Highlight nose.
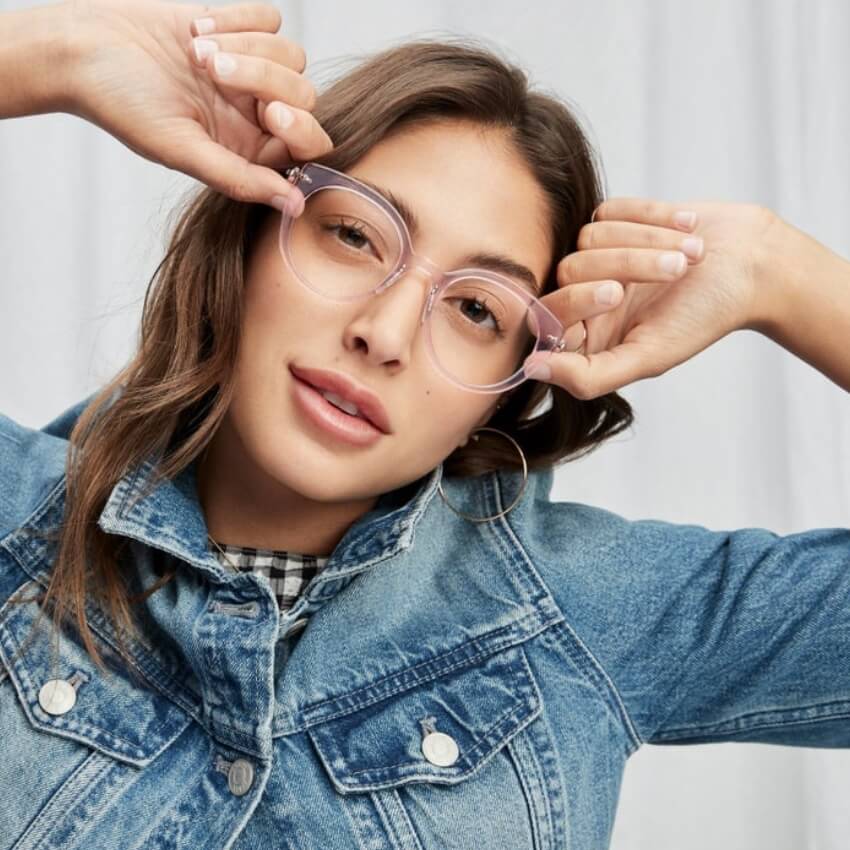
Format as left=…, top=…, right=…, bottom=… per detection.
left=341, top=263, right=437, bottom=370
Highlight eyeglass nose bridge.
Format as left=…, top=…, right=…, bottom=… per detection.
left=374, top=252, right=448, bottom=316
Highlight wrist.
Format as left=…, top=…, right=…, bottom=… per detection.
left=745, top=211, right=843, bottom=339
left=0, top=1, right=82, bottom=116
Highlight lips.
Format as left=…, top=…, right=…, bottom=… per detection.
left=289, top=365, right=393, bottom=434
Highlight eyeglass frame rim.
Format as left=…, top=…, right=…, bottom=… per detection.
left=279, top=161, right=568, bottom=395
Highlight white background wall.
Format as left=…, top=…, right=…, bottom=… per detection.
left=1, top=1, right=848, bottom=847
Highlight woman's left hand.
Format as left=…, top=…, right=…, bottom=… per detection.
left=527, top=199, right=780, bottom=399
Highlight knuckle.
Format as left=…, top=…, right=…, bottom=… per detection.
left=618, top=248, right=639, bottom=277
left=576, top=223, right=595, bottom=251
left=293, top=42, right=307, bottom=73
left=648, top=227, right=670, bottom=249
left=556, top=257, right=576, bottom=285
left=570, top=374, right=596, bottom=401
left=300, top=78, right=317, bottom=111
left=251, top=2, right=282, bottom=31
left=228, top=166, right=253, bottom=202
left=751, top=203, right=776, bottom=227
left=641, top=199, right=663, bottom=223
left=260, top=58, right=277, bottom=90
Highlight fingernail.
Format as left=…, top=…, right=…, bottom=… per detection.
left=285, top=188, right=305, bottom=217
left=595, top=282, right=621, bottom=305
left=270, top=191, right=305, bottom=216
left=193, top=37, right=218, bottom=63
left=213, top=52, right=237, bottom=77
left=193, top=17, right=216, bottom=35
left=673, top=210, right=697, bottom=230
left=659, top=252, right=687, bottom=274
left=271, top=102, right=294, bottom=129
left=680, top=236, right=704, bottom=260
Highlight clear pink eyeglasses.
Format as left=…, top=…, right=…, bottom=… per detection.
left=279, top=161, right=570, bottom=395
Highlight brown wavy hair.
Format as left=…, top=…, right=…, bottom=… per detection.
left=10, top=36, right=634, bottom=675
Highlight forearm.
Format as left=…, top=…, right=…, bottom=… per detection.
left=0, top=2, right=77, bottom=118
left=751, top=216, right=850, bottom=393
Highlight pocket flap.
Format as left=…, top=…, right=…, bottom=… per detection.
left=0, top=582, right=192, bottom=768
left=306, top=644, right=541, bottom=793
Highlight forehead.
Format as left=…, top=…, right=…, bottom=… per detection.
left=345, top=121, right=553, bottom=290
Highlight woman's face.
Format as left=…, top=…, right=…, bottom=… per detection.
left=219, top=120, right=552, bottom=513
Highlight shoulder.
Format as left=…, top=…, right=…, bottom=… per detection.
left=0, top=393, right=98, bottom=541
left=509, top=462, right=745, bottom=567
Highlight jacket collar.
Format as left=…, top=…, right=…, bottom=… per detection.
left=94, top=452, right=444, bottom=588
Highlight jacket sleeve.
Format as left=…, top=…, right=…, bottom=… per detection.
left=515, top=468, right=850, bottom=750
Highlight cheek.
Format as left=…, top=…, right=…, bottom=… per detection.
left=421, top=385, right=493, bottom=442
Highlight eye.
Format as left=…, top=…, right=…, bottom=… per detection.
left=323, top=219, right=380, bottom=257
left=447, top=296, right=505, bottom=335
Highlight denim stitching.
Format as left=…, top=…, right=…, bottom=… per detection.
left=492, top=470, right=644, bottom=754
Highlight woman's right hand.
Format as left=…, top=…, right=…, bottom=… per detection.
left=64, top=0, right=332, bottom=211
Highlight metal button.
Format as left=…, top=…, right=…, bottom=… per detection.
left=38, top=679, right=77, bottom=715
left=227, top=758, right=255, bottom=796
left=421, top=731, right=459, bottom=766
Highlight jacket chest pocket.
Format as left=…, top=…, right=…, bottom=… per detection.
left=305, top=642, right=565, bottom=850
left=0, top=580, right=193, bottom=846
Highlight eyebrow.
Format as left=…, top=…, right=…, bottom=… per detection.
left=354, top=177, right=542, bottom=295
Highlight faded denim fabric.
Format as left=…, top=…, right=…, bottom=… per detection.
left=1, top=393, right=848, bottom=850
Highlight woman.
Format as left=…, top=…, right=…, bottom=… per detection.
left=1, top=1, right=847, bottom=848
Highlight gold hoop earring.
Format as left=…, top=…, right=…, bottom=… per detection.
left=438, top=426, right=528, bottom=523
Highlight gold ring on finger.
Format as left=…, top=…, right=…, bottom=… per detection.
left=569, top=320, right=588, bottom=353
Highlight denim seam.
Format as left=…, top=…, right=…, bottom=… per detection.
left=0, top=429, right=21, bottom=446
left=11, top=747, right=117, bottom=848
left=506, top=727, right=551, bottom=850
left=0, top=467, right=67, bottom=554
left=300, top=617, right=542, bottom=725
left=373, top=788, right=425, bottom=850
left=651, top=699, right=850, bottom=741
left=492, top=471, right=644, bottom=755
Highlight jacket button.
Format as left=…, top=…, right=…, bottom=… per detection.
left=227, top=759, right=255, bottom=796
left=38, top=679, right=77, bottom=715
left=421, top=731, right=459, bottom=766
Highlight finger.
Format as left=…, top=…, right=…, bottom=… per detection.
left=592, top=198, right=699, bottom=232
left=577, top=220, right=705, bottom=263
left=191, top=3, right=282, bottom=38
left=539, top=279, right=624, bottom=325
left=557, top=247, right=689, bottom=287
left=206, top=51, right=316, bottom=111
left=168, top=127, right=306, bottom=212
left=253, top=101, right=333, bottom=165
left=529, top=341, right=672, bottom=400
left=190, top=31, right=306, bottom=73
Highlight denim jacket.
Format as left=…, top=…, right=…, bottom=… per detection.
left=1, top=393, right=849, bottom=850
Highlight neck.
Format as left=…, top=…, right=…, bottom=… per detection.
left=196, top=421, right=378, bottom=558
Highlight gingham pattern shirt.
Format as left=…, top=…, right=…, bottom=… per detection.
left=208, top=540, right=330, bottom=613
